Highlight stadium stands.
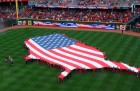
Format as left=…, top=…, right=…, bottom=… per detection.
left=28, top=0, right=135, bottom=7
left=0, top=0, right=140, bottom=23
left=0, top=2, right=27, bottom=22
left=0, top=5, right=16, bottom=23
left=20, top=8, right=134, bottom=23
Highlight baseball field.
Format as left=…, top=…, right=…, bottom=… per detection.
left=0, top=28, right=140, bottom=91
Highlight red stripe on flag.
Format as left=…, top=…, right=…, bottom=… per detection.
left=112, top=61, right=128, bottom=70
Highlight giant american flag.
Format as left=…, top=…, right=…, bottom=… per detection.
left=24, top=33, right=140, bottom=79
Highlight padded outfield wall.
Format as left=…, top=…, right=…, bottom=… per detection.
left=17, top=18, right=129, bottom=31
left=0, top=19, right=16, bottom=30
left=0, top=18, right=131, bottom=31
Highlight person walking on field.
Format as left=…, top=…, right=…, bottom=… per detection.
left=5, top=56, right=9, bottom=63
left=9, top=56, right=14, bottom=65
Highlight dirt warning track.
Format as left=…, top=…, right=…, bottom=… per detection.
left=0, top=25, right=140, bottom=37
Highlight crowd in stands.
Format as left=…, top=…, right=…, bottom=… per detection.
left=1, top=1, right=140, bottom=23
left=0, top=3, right=27, bottom=23
left=21, top=8, right=138, bottom=23
left=28, top=0, right=134, bottom=7
left=0, top=6, right=15, bottom=23
left=135, top=0, right=140, bottom=5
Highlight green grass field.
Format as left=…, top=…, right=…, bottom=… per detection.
left=0, top=28, right=140, bottom=91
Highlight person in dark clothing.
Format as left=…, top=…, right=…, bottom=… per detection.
left=122, top=30, right=124, bottom=34
left=5, top=57, right=9, bottom=63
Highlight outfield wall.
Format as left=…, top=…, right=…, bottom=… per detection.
left=0, top=19, right=16, bottom=30
left=135, top=27, right=140, bottom=32
left=17, top=18, right=130, bottom=30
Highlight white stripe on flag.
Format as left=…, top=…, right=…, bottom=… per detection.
left=130, top=67, right=139, bottom=73
left=122, top=63, right=138, bottom=73
left=61, top=71, right=69, bottom=76
left=71, top=44, right=103, bottom=55
left=105, top=61, right=119, bottom=68
left=28, top=54, right=37, bottom=59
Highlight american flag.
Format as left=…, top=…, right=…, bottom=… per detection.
left=25, top=33, right=140, bottom=79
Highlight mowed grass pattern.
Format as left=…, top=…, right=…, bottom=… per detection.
left=0, top=28, right=140, bottom=91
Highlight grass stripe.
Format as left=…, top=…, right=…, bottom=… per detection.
left=0, top=28, right=140, bottom=91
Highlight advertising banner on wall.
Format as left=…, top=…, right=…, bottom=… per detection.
left=27, top=20, right=32, bottom=25
left=76, top=23, right=115, bottom=29
left=18, top=21, right=22, bottom=25
left=120, top=25, right=126, bottom=30
left=115, top=25, right=120, bottom=30
left=22, top=20, right=27, bottom=25
left=34, top=21, right=78, bottom=27
left=33, top=21, right=115, bottom=29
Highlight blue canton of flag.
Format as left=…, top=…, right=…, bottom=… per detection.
left=31, top=34, right=76, bottom=50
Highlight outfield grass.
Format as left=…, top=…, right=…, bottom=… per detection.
left=0, top=28, right=140, bottom=91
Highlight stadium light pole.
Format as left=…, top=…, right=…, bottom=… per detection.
left=15, top=0, right=19, bottom=19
